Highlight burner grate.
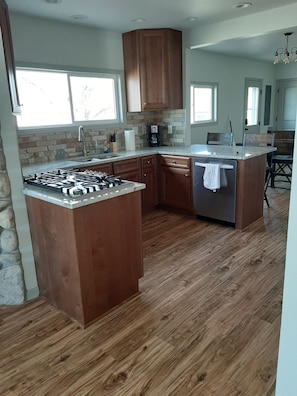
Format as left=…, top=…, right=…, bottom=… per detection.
left=23, top=169, right=124, bottom=197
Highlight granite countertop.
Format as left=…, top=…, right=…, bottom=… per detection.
left=23, top=181, right=146, bottom=209
left=22, top=144, right=276, bottom=176
left=22, top=144, right=275, bottom=209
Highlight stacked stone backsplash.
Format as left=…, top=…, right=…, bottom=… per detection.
left=18, top=109, right=186, bottom=166
left=0, top=135, right=25, bottom=305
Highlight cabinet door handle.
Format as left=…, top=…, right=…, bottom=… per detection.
left=184, top=173, right=189, bottom=177
left=143, top=173, right=147, bottom=177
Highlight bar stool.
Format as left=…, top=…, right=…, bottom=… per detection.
left=243, top=132, right=275, bottom=207
left=206, top=132, right=233, bottom=146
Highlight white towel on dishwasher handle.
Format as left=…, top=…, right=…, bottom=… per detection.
left=203, top=163, right=221, bottom=191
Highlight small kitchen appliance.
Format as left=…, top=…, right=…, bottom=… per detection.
left=147, top=125, right=161, bottom=147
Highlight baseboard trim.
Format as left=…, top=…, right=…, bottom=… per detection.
left=26, top=286, right=39, bottom=301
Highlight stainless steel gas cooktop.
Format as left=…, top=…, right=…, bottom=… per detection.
left=23, top=169, right=125, bottom=197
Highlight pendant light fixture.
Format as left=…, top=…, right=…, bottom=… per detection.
left=274, top=32, right=297, bottom=64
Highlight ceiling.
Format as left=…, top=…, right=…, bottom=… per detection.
left=5, top=0, right=297, bottom=63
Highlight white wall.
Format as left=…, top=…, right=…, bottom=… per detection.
left=275, top=115, right=297, bottom=395
left=189, top=50, right=276, bottom=145
left=10, top=13, right=123, bottom=70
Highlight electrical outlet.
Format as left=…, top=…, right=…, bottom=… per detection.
left=168, top=125, right=173, bottom=134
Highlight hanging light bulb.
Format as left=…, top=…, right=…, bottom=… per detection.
left=274, top=51, right=279, bottom=64
left=284, top=50, right=290, bottom=64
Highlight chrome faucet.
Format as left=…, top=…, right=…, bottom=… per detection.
left=78, top=125, right=88, bottom=157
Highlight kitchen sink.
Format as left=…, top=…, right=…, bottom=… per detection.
left=68, top=153, right=122, bottom=162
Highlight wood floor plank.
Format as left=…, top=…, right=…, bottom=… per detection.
left=0, top=183, right=289, bottom=395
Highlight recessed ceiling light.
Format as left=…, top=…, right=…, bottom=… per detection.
left=185, top=17, right=198, bottom=22
left=44, top=0, right=61, bottom=4
left=71, top=15, right=88, bottom=21
left=131, top=18, right=146, bottom=23
left=233, top=2, right=253, bottom=9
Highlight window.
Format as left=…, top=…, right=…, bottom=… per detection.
left=246, top=86, right=260, bottom=126
left=190, top=83, right=218, bottom=125
left=15, top=67, right=123, bottom=129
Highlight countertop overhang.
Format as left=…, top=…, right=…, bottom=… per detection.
left=23, top=181, right=145, bottom=209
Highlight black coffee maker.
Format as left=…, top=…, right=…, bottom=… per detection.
left=147, top=125, right=161, bottom=147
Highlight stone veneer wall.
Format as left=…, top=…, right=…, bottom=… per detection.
left=18, top=109, right=186, bottom=165
left=0, top=134, right=25, bottom=305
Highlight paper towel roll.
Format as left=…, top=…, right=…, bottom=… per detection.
left=124, top=130, right=135, bottom=151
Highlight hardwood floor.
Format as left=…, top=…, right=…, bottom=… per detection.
left=0, top=185, right=290, bottom=395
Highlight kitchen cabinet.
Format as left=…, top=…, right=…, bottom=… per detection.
left=80, top=156, right=158, bottom=213
left=141, top=155, right=158, bottom=213
left=78, top=162, right=113, bottom=175
left=122, top=28, right=182, bottom=112
left=0, top=0, right=21, bottom=114
left=25, top=189, right=143, bottom=327
left=158, top=155, right=193, bottom=213
left=113, top=157, right=141, bottom=182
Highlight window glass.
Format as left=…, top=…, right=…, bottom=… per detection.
left=191, top=83, right=217, bottom=125
left=16, top=67, right=123, bottom=129
left=246, top=86, right=259, bottom=126
left=16, top=69, right=71, bottom=127
left=70, top=76, right=117, bottom=121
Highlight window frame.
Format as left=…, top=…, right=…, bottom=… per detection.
left=190, top=82, right=218, bottom=126
left=15, top=63, right=126, bottom=133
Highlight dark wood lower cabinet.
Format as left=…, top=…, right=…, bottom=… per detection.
left=113, top=156, right=158, bottom=213
left=25, top=191, right=143, bottom=327
left=141, top=155, right=158, bottom=213
left=79, top=162, right=113, bottom=174
left=158, top=155, right=193, bottom=213
left=113, top=158, right=141, bottom=182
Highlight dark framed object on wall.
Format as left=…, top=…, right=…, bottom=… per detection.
left=264, top=85, right=271, bottom=126
left=0, top=0, right=21, bottom=114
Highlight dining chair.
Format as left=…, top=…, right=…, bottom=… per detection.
left=243, top=132, right=275, bottom=207
left=269, top=131, right=294, bottom=188
left=206, top=132, right=233, bottom=146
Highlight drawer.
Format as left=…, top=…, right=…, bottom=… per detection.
left=141, top=155, right=156, bottom=169
left=113, top=158, right=140, bottom=175
left=159, top=155, right=191, bottom=169
left=80, top=163, right=113, bottom=174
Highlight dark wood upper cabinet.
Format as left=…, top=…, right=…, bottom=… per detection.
left=0, top=0, right=21, bottom=114
left=122, top=28, right=182, bottom=112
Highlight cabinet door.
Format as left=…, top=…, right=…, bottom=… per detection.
left=122, top=28, right=182, bottom=112
left=113, top=158, right=141, bottom=182
left=141, top=156, right=158, bottom=212
left=139, top=29, right=169, bottom=111
left=159, top=165, right=192, bottom=212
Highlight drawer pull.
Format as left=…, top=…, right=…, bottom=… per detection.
left=143, top=173, right=147, bottom=177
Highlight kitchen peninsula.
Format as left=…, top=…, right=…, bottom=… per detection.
left=23, top=172, right=145, bottom=327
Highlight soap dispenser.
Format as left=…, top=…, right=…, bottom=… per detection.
left=103, top=141, right=109, bottom=153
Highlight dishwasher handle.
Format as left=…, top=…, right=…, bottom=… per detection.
left=194, top=162, right=234, bottom=170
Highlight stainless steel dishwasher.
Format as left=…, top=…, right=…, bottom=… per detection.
left=192, top=157, right=237, bottom=224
